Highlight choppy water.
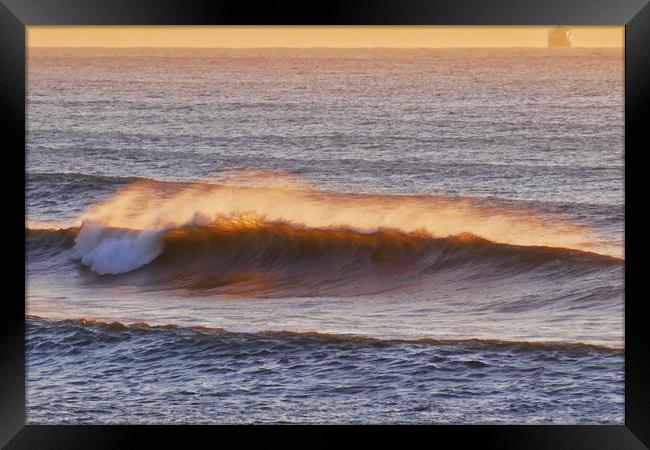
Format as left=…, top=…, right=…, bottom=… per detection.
left=26, top=47, right=624, bottom=424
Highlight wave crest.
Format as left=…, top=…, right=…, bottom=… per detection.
left=73, top=171, right=621, bottom=258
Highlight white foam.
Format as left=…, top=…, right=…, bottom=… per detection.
left=73, top=222, right=163, bottom=275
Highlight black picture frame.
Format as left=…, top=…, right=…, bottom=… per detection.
left=2, top=0, right=648, bottom=447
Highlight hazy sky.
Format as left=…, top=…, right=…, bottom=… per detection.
left=27, top=26, right=623, bottom=48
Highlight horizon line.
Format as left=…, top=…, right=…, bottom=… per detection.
left=28, top=45, right=623, bottom=49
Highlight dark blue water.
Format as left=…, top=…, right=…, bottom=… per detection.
left=27, top=316, right=623, bottom=424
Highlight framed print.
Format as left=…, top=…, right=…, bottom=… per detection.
left=1, top=0, right=649, bottom=447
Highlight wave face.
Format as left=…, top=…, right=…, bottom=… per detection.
left=28, top=220, right=621, bottom=297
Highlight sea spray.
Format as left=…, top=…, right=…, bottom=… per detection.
left=73, top=171, right=621, bottom=259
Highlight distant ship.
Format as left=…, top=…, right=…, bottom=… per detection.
left=548, top=26, right=572, bottom=48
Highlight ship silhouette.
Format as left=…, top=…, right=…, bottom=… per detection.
left=548, top=26, right=572, bottom=48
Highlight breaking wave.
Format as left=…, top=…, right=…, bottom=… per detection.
left=27, top=220, right=621, bottom=296
left=26, top=171, right=622, bottom=295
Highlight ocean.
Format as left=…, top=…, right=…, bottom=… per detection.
left=26, top=47, right=624, bottom=424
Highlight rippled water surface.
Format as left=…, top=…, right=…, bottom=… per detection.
left=26, top=47, right=624, bottom=424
